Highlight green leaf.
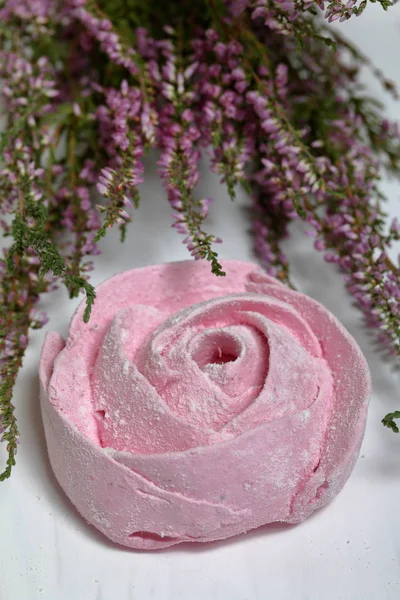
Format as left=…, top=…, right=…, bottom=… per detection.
left=382, top=411, right=400, bottom=433
left=292, top=198, right=307, bottom=220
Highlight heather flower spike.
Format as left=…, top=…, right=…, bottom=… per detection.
left=0, top=0, right=399, bottom=479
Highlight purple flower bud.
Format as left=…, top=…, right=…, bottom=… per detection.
left=96, top=183, right=108, bottom=196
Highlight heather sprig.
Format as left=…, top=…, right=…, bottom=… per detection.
left=0, top=256, right=43, bottom=481
left=95, top=80, right=147, bottom=240
left=193, top=29, right=256, bottom=200
left=147, top=28, right=225, bottom=274
left=71, top=0, right=140, bottom=76
left=227, top=0, right=393, bottom=23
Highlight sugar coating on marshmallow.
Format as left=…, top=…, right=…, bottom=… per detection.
left=40, top=260, right=371, bottom=550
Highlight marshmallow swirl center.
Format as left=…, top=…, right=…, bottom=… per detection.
left=92, top=294, right=332, bottom=454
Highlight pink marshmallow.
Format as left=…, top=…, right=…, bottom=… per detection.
left=40, top=260, right=371, bottom=550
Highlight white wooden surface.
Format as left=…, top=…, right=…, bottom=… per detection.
left=1, top=6, right=400, bottom=599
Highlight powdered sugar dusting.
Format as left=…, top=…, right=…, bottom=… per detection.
left=40, top=260, right=371, bottom=550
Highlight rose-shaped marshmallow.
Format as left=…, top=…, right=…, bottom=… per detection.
left=40, top=260, right=371, bottom=550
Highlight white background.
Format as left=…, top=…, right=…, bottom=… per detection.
left=1, top=5, right=400, bottom=600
